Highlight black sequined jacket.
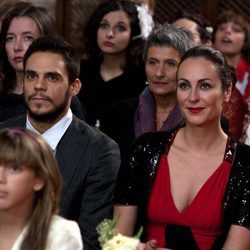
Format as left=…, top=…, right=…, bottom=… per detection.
left=114, top=128, right=250, bottom=239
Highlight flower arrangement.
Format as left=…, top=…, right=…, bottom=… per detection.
left=96, top=216, right=143, bottom=250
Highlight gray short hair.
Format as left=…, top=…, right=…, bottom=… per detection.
left=143, top=23, right=195, bottom=60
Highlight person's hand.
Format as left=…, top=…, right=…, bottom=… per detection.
left=137, top=239, right=157, bottom=249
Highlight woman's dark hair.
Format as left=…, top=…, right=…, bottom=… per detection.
left=178, top=46, right=237, bottom=91
left=213, top=10, right=250, bottom=62
left=172, top=10, right=212, bottom=44
left=0, top=2, right=56, bottom=92
left=82, top=0, right=144, bottom=69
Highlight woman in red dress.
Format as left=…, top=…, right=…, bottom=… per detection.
left=114, top=46, right=250, bottom=249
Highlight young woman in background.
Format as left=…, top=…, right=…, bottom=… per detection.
left=0, top=2, right=85, bottom=122
left=78, top=0, right=154, bottom=128
left=213, top=10, right=250, bottom=138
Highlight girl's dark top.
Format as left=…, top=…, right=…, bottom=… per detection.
left=0, top=91, right=86, bottom=122
left=114, top=128, right=250, bottom=248
left=77, top=59, right=147, bottom=127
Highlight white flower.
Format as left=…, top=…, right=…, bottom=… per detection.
left=206, top=26, right=213, bottom=34
left=102, top=233, right=140, bottom=250
left=136, top=4, right=154, bottom=40
left=97, top=216, right=142, bottom=250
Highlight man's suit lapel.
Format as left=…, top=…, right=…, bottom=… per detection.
left=55, top=117, right=88, bottom=191
left=1, top=115, right=88, bottom=193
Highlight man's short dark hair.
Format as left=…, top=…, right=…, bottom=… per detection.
left=24, top=35, right=80, bottom=84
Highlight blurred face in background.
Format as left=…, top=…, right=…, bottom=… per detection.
left=146, top=45, right=180, bottom=98
left=97, top=10, right=131, bottom=56
left=5, top=16, right=41, bottom=72
left=174, top=18, right=202, bottom=45
left=213, top=21, right=245, bottom=57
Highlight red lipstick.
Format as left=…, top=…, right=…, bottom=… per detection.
left=103, top=41, right=114, bottom=47
left=188, top=107, right=204, bottom=114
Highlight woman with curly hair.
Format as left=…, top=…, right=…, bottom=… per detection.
left=78, top=0, right=154, bottom=128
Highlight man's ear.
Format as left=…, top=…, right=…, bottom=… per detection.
left=224, top=82, right=233, bottom=102
left=69, top=78, right=82, bottom=96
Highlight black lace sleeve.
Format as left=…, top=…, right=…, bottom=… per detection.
left=114, top=132, right=157, bottom=205
left=114, top=130, right=174, bottom=206
left=224, top=142, right=250, bottom=227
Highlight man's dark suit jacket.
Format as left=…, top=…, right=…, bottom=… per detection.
left=0, top=114, right=120, bottom=250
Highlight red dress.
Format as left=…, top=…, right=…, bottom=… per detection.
left=145, top=147, right=231, bottom=249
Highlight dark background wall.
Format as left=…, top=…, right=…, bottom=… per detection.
left=154, top=0, right=250, bottom=26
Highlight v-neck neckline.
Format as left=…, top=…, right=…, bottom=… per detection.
left=164, top=131, right=233, bottom=215
left=165, top=156, right=226, bottom=215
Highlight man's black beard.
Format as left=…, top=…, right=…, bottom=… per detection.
left=26, top=96, right=69, bottom=123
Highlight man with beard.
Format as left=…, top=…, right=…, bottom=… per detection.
left=0, top=35, right=121, bottom=250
